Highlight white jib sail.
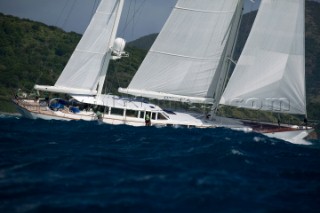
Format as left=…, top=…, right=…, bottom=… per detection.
left=220, top=0, right=306, bottom=115
left=119, top=0, right=240, bottom=104
left=35, top=0, right=121, bottom=95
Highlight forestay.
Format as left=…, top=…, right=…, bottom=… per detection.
left=220, top=0, right=306, bottom=115
left=119, top=0, right=240, bottom=104
left=35, top=0, right=120, bottom=95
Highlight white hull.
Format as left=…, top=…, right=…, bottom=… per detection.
left=264, top=129, right=313, bottom=145
left=13, top=97, right=314, bottom=144
left=16, top=104, right=72, bottom=121
left=11, top=0, right=313, bottom=146
left=13, top=98, right=210, bottom=127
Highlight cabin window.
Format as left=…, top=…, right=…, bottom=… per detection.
left=93, top=106, right=105, bottom=112
left=139, top=111, right=145, bottom=119
left=151, top=113, right=156, bottom=120
left=98, top=106, right=109, bottom=114
left=126, top=109, right=138, bottom=118
left=92, top=106, right=109, bottom=115
left=157, top=113, right=168, bottom=120
left=104, top=107, right=110, bottom=115
left=110, top=108, right=124, bottom=116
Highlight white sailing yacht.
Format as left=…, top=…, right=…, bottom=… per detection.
left=14, top=0, right=313, bottom=143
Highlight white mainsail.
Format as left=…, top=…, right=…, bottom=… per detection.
left=220, top=0, right=306, bottom=115
left=119, top=0, right=241, bottom=104
left=35, top=0, right=123, bottom=95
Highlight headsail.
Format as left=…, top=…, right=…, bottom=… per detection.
left=119, top=0, right=241, bottom=104
left=35, top=0, right=123, bottom=95
left=220, top=0, right=306, bottom=115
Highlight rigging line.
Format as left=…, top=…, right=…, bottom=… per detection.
left=132, top=0, right=136, bottom=37
left=119, top=0, right=147, bottom=37
left=90, top=0, right=100, bottom=19
left=61, top=0, right=77, bottom=30
left=131, top=0, right=145, bottom=37
left=55, top=0, right=69, bottom=27
left=122, top=0, right=133, bottom=38
left=114, top=61, right=122, bottom=92
left=149, top=50, right=213, bottom=60
left=176, top=6, right=235, bottom=14
left=56, top=1, right=69, bottom=26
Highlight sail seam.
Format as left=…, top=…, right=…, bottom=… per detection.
left=96, top=12, right=112, bottom=15
left=150, top=50, right=212, bottom=60
left=75, top=49, right=106, bottom=55
left=175, top=6, right=234, bottom=14
left=118, top=88, right=214, bottom=104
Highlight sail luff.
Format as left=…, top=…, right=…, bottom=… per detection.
left=96, top=0, right=125, bottom=96
left=210, top=0, right=244, bottom=110
left=303, top=0, right=307, bottom=117
left=220, top=0, right=306, bottom=115
left=218, top=0, right=244, bottom=104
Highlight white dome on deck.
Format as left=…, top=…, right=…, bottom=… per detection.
left=113, top=38, right=126, bottom=56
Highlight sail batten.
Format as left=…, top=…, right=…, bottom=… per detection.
left=75, top=50, right=106, bottom=55
left=149, top=50, right=214, bottom=60
left=120, top=0, right=240, bottom=102
left=175, top=6, right=235, bottom=13
left=220, top=0, right=306, bottom=115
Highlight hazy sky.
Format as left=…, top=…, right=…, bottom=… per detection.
left=0, top=0, right=317, bottom=41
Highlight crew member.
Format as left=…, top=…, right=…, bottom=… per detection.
left=96, top=111, right=102, bottom=120
left=304, top=117, right=308, bottom=129
left=145, top=113, right=151, bottom=126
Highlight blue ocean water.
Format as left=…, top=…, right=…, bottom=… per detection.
left=0, top=114, right=319, bottom=213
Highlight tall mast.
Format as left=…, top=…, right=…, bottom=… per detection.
left=96, top=0, right=125, bottom=96
left=211, top=0, right=244, bottom=112
left=303, top=0, right=306, bottom=118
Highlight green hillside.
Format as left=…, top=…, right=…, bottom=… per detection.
left=0, top=13, right=147, bottom=112
left=305, top=1, right=320, bottom=125
left=0, top=14, right=78, bottom=111
left=128, top=33, right=158, bottom=50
